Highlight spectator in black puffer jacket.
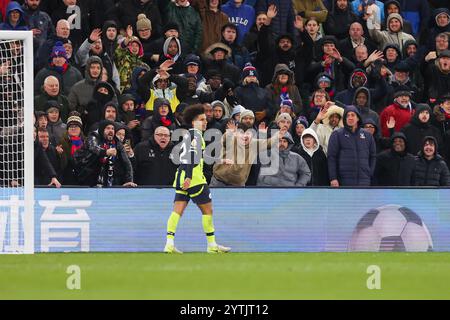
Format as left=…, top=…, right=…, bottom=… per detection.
left=374, top=132, right=415, bottom=186
left=133, top=126, right=177, bottom=186
left=413, top=136, right=450, bottom=186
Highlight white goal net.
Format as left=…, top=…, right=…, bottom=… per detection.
left=0, top=31, right=34, bottom=254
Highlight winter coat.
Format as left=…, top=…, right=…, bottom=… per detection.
left=309, top=104, right=344, bottom=154
left=427, top=8, right=450, bottom=50
left=79, top=125, right=133, bottom=186
left=222, top=39, right=250, bottom=70
left=338, top=36, right=377, bottom=63
left=265, top=64, right=303, bottom=115
left=58, top=132, right=86, bottom=185
left=221, top=0, right=255, bottom=44
left=34, top=63, right=83, bottom=96
left=213, top=131, right=277, bottom=186
left=323, top=0, right=359, bottom=40
left=257, top=132, right=311, bottom=186
left=202, top=43, right=241, bottom=84
left=22, top=3, right=55, bottom=53
left=192, top=0, right=229, bottom=52
left=308, top=54, right=355, bottom=93
left=293, top=0, right=328, bottom=23
left=293, top=128, right=329, bottom=186
left=34, top=141, right=57, bottom=185
left=380, top=101, right=415, bottom=137
left=351, top=87, right=380, bottom=130
left=0, top=1, right=28, bottom=30
left=374, top=132, right=415, bottom=186
left=234, top=82, right=274, bottom=119
left=115, top=39, right=150, bottom=92
left=68, top=56, right=105, bottom=114
left=327, top=106, right=377, bottom=186
left=160, top=0, right=202, bottom=53
left=425, top=58, right=450, bottom=102
left=34, top=90, right=70, bottom=123
left=256, top=24, right=306, bottom=87
left=141, top=98, right=178, bottom=141
left=133, top=138, right=177, bottom=186
left=47, top=119, right=67, bottom=147
left=84, top=82, right=116, bottom=132
left=35, top=34, right=69, bottom=71
left=367, top=13, right=415, bottom=52
left=414, top=153, right=450, bottom=186
left=401, top=104, right=443, bottom=156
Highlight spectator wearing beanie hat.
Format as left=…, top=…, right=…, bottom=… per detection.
left=275, top=112, right=293, bottom=134
left=239, top=109, right=255, bottom=129
left=235, top=63, right=274, bottom=123
left=135, top=13, right=160, bottom=67
left=58, top=111, right=85, bottom=185
left=292, top=115, right=309, bottom=145
left=34, top=41, right=83, bottom=96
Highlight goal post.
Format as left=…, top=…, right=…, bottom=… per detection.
left=0, top=31, right=34, bottom=254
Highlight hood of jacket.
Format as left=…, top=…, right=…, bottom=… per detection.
left=353, top=86, right=372, bottom=110
left=384, top=1, right=403, bottom=18
left=383, top=43, right=402, bottom=63
left=204, top=42, right=232, bottom=59
left=349, top=68, right=368, bottom=89
left=390, top=131, right=408, bottom=155
left=101, top=101, right=119, bottom=121
left=343, top=105, right=362, bottom=129
left=402, top=39, right=418, bottom=58
left=300, top=127, right=320, bottom=156
left=163, top=36, right=181, bottom=62
left=418, top=136, right=439, bottom=158
left=85, top=56, right=103, bottom=82
left=411, top=103, right=432, bottom=128
left=272, top=63, right=294, bottom=83
left=93, top=81, right=115, bottom=103
left=153, top=97, right=175, bottom=123
left=387, top=13, right=404, bottom=33
left=6, top=1, right=25, bottom=23
left=430, top=8, right=450, bottom=30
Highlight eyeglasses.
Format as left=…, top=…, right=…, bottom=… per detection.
left=155, top=133, right=170, bottom=138
left=364, top=125, right=376, bottom=129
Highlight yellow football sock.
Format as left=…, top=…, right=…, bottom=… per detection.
left=167, top=211, right=181, bottom=241
left=202, top=214, right=216, bottom=246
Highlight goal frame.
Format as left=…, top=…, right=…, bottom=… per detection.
left=0, top=31, right=34, bottom=254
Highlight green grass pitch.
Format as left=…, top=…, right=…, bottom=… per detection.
left=1, top=252, right=449, bottom=299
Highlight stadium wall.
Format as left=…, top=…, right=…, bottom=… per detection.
left=2, top=188, right=450, bottom=252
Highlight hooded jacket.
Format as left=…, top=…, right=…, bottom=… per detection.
left=257, top=132, right=311, bottom=186
left=133, top=134, right=177, bottom=186
left=374, top=132, right=415, bottom=186
left=85, top=82, right=116, bottom=132
left=0, top=1, right=28, bottom=30
left=428, top=8, right=450, bottom=50
left=68, top=56, right=105, bottom=114
left=202, top=42, right=241, bottom=85
left=352, top=87, right=380, bottom=130
left=368, top=12, right=415, bottom=51
left=425, top=54, right=450, bottom=101
left=413, top=136, right=450, bottom=186
left=141, top=97, right=177, bottom=141
left=293, top=128, right=329, bottom=186
left=327, top=105, right=377, bottom=186
left=265, top=64, right=303, bottom=115
left=80, top=120, right=134, bottom=186
left=310, top=104, right=344, bottom=154
left=401, top=104, right=443, bottom=156
left=101, top=20, right=118, bottom=60
left=381, top=1, right=413, bottom=35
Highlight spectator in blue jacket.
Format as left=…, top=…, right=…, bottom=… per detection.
left=327, top=105, right=376, bottom=186
left=221, top=0, right=256, bottom=44
left=0, top=1, right=28, bottom=30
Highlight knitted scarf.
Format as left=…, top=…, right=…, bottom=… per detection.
left=50, top=62, right=69, bottom=74
left=70, top=136, right=83, bottom=156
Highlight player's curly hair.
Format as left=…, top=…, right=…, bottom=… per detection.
left=183, top=104, right=205, bottom=127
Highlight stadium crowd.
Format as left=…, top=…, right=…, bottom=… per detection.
left=0, top=0, right=449, bottom=187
